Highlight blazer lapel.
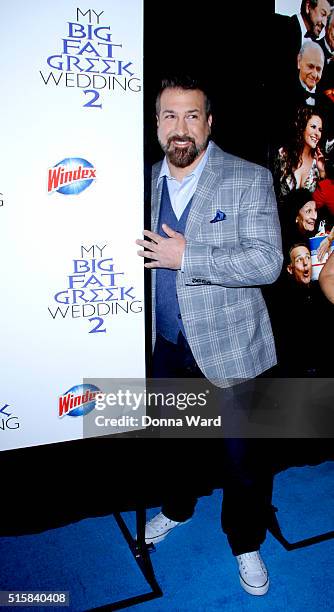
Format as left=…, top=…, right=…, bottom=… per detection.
left=185, top=148, right=225, bottom=238
left=151, top=166, right=163, bottom=232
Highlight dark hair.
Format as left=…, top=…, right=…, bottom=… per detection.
left=282, top=239, right=309, bottom=268
left=301, top=0, right=334, bottom=18
left=283, top=188, right=315, bottom=217
left=301, top=0, right=317, bottom=16
left=280, top=106, right=323, bottom=180
left=289, top=242, right=311, bottom=263
left=155, top=75, right=212, bottom=119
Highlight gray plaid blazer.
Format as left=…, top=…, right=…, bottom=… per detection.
left=151, top=142, right=283, bottom=387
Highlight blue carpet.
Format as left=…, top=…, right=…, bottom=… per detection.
left=0, top=462, right=333, bottom=611
left=0, top=515, right=149, bottom=610
left=126, top=461, right=334, bottom=611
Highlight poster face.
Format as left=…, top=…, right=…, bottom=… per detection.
left=0, top=1, right=145, bottom=450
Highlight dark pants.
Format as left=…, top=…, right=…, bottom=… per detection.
left=153, top=333, right=273, bottom=556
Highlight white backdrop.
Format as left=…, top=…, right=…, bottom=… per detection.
left=276, top=0, right=301, bottom=15
left=0, top=1, right=145, bottom=450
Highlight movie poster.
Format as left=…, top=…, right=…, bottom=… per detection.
left=267, top=0, right=334, bottom=377
left=0, top=1, right=144, bottom=450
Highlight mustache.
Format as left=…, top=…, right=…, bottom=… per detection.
left=167, top=135, right=196, bottom=146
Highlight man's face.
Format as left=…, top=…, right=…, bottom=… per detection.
left=305, top=0, right=331, bottom=38
left=157, top=88, right=212, bottom=168
left=287, top=246, right=312, bottom=284
left=325, top=16, right=334, bottom=50
left=298, top=45, right=324, bottom=89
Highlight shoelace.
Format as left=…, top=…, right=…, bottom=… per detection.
left=238, top=553, right=266, bottom=574
left=147, top=516, right=172, bottom=531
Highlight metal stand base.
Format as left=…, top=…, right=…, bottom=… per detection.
left=92, top=508, right=163, bottom=611
left=268, top=505, right=334, bottom=550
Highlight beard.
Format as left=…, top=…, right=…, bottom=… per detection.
left=159, top=134, right=209, bottom=168
left=310, top=21, right=323, bottom=38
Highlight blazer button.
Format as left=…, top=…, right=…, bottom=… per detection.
left=177, top=314, right=182, bottom=319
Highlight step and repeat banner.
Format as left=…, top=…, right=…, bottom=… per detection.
left=0, top=1, right=145, bottom=450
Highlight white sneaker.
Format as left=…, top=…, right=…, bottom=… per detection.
left=144, top=511, right=186, bottom=544
left=236, top=551, right=269, bottom=596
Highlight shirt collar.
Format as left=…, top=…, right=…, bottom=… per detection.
left=157, top=140, right=212, bottom=186
left=297, top=13, right=308, bottom=40
left=299, top=77, right=316, bottom=93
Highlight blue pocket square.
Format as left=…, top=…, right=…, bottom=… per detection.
left=210, top=210, right=226, bottom=223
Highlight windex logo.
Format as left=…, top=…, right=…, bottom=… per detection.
left=58, top=383, right=100, bottom=417
left=48, top=157, right=96, bottom=195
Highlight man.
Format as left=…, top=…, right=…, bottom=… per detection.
left=295, top=40, right=325, bottom=106
left=271, top=243, right=332, bottom=376
left=287, top=243, right=313, bottom=284
left=318, top=9, right=334, bottom=62
left=300, top=0, right=332, bottom=38
left=137, top=76, right=282, bottom=596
